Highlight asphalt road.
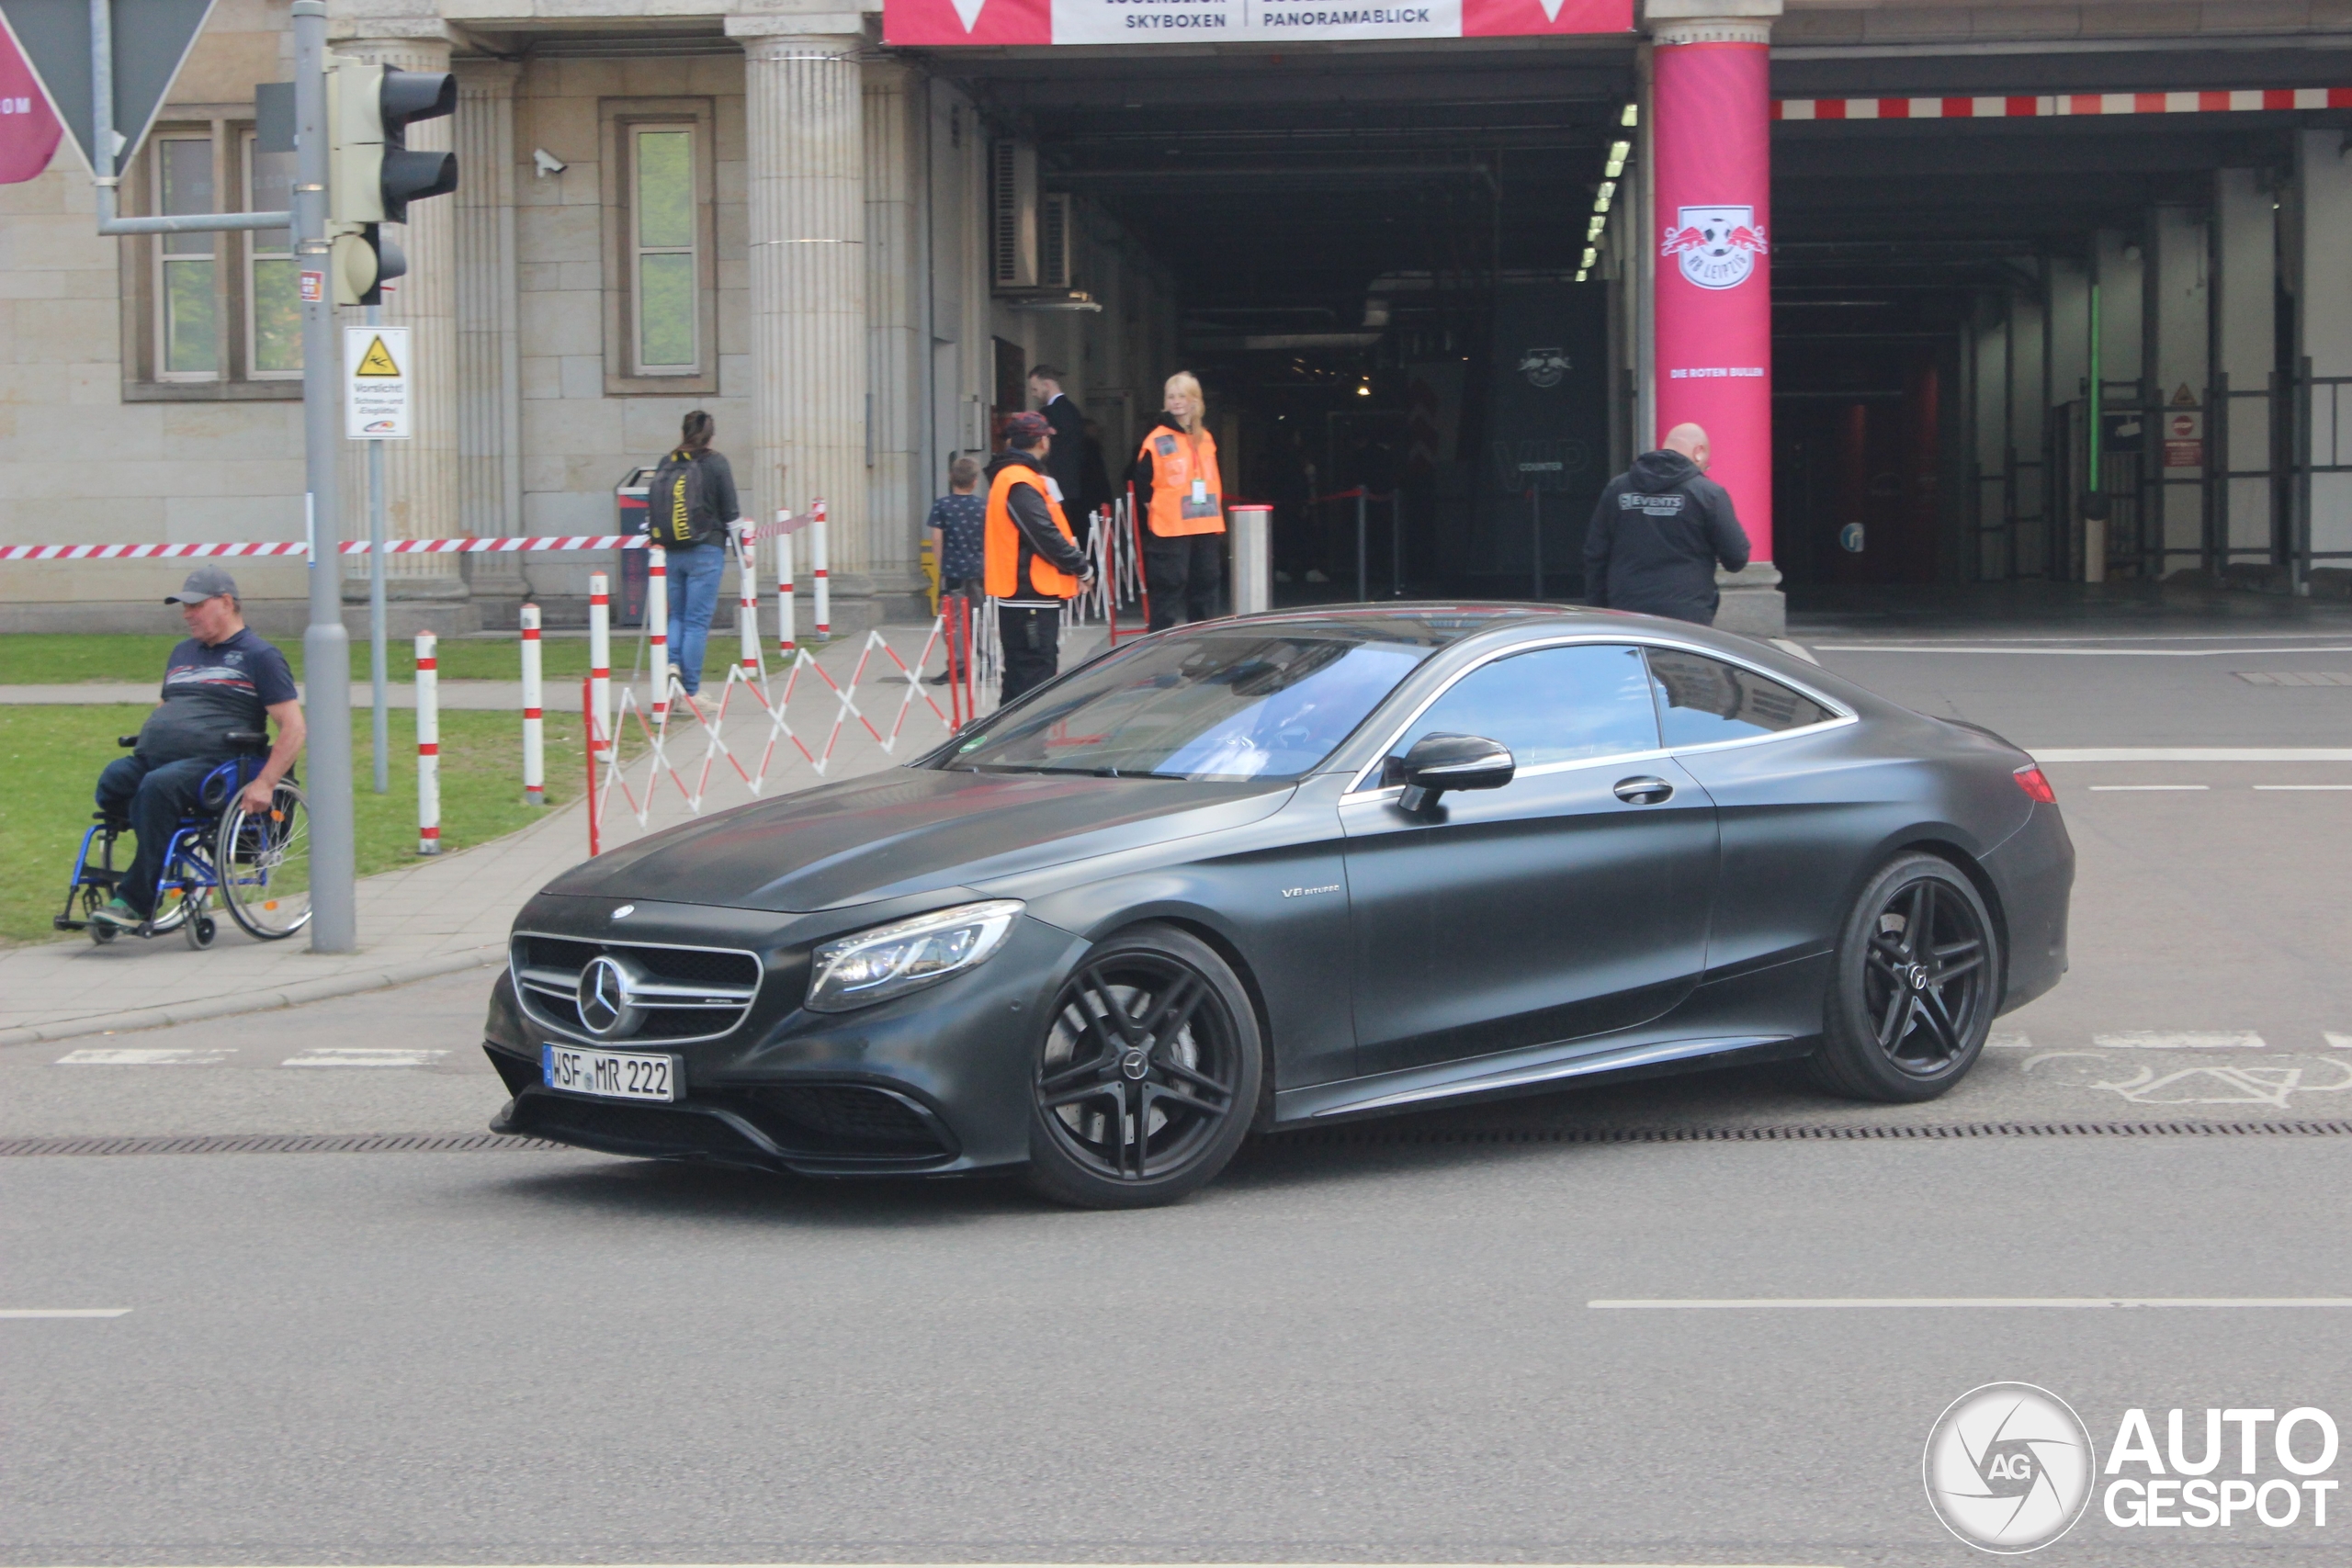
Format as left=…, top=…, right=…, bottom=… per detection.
left=6, top=610, right=2351, bottom=1567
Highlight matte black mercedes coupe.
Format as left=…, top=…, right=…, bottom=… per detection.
left=483, top=606, right=2072, bottom=1207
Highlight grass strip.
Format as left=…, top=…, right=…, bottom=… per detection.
left=0, top=705, right=585, bottom=946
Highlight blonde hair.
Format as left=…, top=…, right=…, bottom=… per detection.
left=1163, top=370, right=1204, bottom=435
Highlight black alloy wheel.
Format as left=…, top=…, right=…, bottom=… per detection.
left=1027, top=923, right=1262, bottom=1208
left=1809, top=852, right=1999, bottom=1103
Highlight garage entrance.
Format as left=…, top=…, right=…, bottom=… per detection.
left=935, top=44, right=1638, bottom=604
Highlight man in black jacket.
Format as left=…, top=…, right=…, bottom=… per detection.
left=1027, top=366, right=1088, bottom=517
left=1582, top=423, right=1752, bottom=626
left=987, top=412, right=1095, bottom=704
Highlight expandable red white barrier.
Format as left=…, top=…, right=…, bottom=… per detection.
left=414, top=631, right=441, bottom=856
left=580, top=616, right=962, bottom=854
left=0, top=536, right=659, bottom=560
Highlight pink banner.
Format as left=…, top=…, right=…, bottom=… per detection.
left=1653, top=35, right=1773, bottom=563
left=0, top=26, right=62, bottom=185
left=883, top=0, right=1628, bottom=46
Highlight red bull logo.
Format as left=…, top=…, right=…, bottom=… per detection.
left=1663, top=204, right=1767, bottom=290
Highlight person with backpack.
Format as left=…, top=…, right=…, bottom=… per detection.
left=647, top=410, right=741, bottom=698
left=1582, top=423, right=1751, bottom=626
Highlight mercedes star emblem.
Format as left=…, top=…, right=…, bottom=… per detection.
left=575, top=954, right=644, bottom=1038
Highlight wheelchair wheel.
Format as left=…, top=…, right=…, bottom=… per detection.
left=85, top=887, right=118, bottom=946
left=217, top=780, right=312, bottom=941
left=184, top=897, right=216, bottom=951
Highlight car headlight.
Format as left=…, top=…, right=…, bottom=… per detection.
left=804, top=899, right=1024, bottom=1013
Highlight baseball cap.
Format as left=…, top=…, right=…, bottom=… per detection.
left=1005, top=412, right=1052, bottom=445
left=165, top=567, right=240, bottom=605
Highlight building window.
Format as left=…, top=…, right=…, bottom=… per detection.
left=126, top=123, right=301, bottom=399
left=243, top=132, right=300, bottom=378
left=155, top=134, right=220, bottom=379
left=631, top=125, right=698, bottom=375
left=599, top=99, right=718, bottom=396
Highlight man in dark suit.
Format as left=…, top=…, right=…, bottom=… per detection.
left=1027, top=365, right=1089, bottom=516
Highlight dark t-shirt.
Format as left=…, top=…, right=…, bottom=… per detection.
left=926, top=492, right=985, bottom=583
left=136, top=628, right=299, bottom=765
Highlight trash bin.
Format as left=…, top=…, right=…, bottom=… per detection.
left=616, top=467, right=652, bottom=626
left=1227, top=504, right=1272, bottom=616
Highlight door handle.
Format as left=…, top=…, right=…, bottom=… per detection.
left=1613, top=775, right=1674, bottom=805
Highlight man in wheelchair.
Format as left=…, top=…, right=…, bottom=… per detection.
left=88, top=568, right=304, bottom=931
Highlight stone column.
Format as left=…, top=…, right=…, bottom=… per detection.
left=336, top=32, right=463, bottom=601
left=865, top=60, right=922, bottom=598
left=2214, top=167, right=2276, bottom=569
left=735, top=27, right=870, bottom=615
left=455, top=60, right=523, bottom=611
left=1647, top=1, right=1781, bottom=635
left=2297, top=130, right=2352, bottom=582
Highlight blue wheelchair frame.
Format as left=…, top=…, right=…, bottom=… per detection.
left=59, top=749, right=270, bottom=948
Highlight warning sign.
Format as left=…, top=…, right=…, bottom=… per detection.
left=344, top=324, right=410, bottom=440
left=2163, top=406, right=2203, bottom=469
left=355, top=335, right=401, bottom=377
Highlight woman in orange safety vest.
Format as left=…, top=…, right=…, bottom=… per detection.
left=984, top=410, right=1094, bottom=704
left=1129, top=371, right=1225, bottom=631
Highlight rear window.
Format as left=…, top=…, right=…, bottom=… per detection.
left=944, top=630, right=1433, bottom=781
left=1645, top=649, right=1836, bottom=748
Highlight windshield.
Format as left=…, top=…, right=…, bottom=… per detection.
left=943, top=630, right=1432, bottom=781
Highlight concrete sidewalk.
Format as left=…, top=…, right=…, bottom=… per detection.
left=2, top=619, right=1079, bottom=1047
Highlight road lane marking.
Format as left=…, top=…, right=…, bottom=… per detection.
left=2256, top=784, right=2352, bottom=790
left=279, top=1048, right=449, bottom=1067
left=2329, top=1034, right=2352, bottom=1049
left=2087, top=784, right=2208, bottom=791
left=1589, top=1298, right=2352, bottom=1310
left=1815, top=643, right=2352, bottom=656
left=2034, top=747, right=2352, bottom=761
left=54, top=1047, right=234, bottom=1066
left=0, top=1309, right=130, bottom=1318
left=2094, top=1032, right=2267, bottom=1050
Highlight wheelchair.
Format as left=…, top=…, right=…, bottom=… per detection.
left=58, top=731, right=312, bottom=948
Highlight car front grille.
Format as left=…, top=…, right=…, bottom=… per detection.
left=511, top=931, right=761, bottom=1043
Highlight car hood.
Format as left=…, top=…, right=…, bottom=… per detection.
left=542, top=768, right=1295, bottom=913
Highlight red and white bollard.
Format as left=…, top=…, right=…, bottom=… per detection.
left=775, top=510, right=797, bottom=657
left=587, top=571, right=612, bottom=777
left=810, top=498, right=831, bottom=639
left=519, top=603, right=546, bottom=806
left=647, top=544, right=671, bottom=724
left=415, top=630, right=441, bottom=855
left=735, top=525, right=761, bottom=678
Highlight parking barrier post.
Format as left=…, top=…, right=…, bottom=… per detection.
left=735, top=525, right=762, bottom=678
left=811, top=499, right=831, bottom=639
left=520, top=604, right=546, bottom=806
left=775, top=511, right=797, bottom=657
left=582, top=674, right=601, bottom=857
left=647, top=545, right=671, bottom=725
left=415, top=631, right=442, bottom=856
left=588, top=572, right=612, bottom=781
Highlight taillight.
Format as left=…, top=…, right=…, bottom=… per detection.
left=2013, top=763, right=2056, bottom=804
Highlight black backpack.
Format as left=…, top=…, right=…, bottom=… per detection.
left=649, top=449, right=706, bottom=548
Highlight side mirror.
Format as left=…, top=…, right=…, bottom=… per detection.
left=1388, top=731, right=1515, bottom=814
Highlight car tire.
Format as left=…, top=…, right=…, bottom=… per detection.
left=1025, top=922, right=1263, bottom=1210
left=1807, top=852, right=2000, bottom=1104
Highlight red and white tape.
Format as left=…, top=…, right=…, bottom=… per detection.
left=1776, top=88, right=2352, bottom=122
left=0, top=536, right=649, bottom=562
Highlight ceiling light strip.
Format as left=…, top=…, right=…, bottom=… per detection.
left=1774, top=88, right=2352, bottom=121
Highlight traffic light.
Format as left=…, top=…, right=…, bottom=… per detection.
left=325, top=60, right=457, bottom=305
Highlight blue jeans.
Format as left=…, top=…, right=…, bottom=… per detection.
left=95, top=755, right=217, bottom=918
left=665, top=542, right=729, bottom=695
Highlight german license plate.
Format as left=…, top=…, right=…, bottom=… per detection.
left=542, top=1043, right=677, bottom=1102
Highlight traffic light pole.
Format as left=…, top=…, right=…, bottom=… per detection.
left=293, top=0, right=357, bottom=953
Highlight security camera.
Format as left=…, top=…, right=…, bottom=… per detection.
left=533, top=148, right=567, bottom=178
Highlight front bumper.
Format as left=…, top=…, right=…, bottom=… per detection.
left=483, top=894, right=1085, bottom=1177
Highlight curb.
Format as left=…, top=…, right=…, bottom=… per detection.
left=0, top=945, right=504, bottom=1048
